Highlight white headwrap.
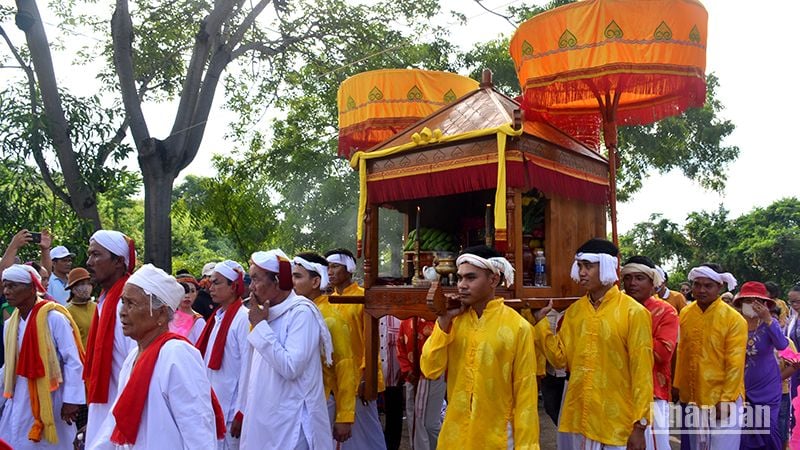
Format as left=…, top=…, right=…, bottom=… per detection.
left=251, top=249, right=289, bottom=272
left=2, top=264, right=41, bottom=283
left=293, top=256, right=330, bottom=290
left=688, top=266, right=738, bottom=291
left=488, top=257, right=515, bottom=287
left=214, top=260, right=244, bottom=282
left=90, top=229, right=136, bottom=272
left=251, top=249, right=293, bottom=290
left=326, top=253, right=356, bottom=273
left=570, top=253, right=619, bottom=286
left=621, top=263, right=665, bottom=288
left=456, top=254, right=499, bottom=275
left=127, top=263, right=185, bottom=311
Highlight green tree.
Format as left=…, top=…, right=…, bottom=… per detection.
left=174, top=156, right=277, bottom=263
left=619, top=213, right=692, bottom=270
left=231, top=6, right=457, bottom=256
left=9, top=0, right=452, bottom=271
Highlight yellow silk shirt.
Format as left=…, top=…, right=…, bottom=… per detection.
left=520, top=309, right=547, bottom=377
left=421, top=298, right=540, bottom=450
left=535, top=285, right=653, bottom=446
left=673, top=297, right=747, bottom=406
left=330, top=281, right=385, bottom=392
left=313, top=294, right=357, bottom=423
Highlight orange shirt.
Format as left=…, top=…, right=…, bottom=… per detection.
left=663, top=290, right=688, bottom=313
left=643, top=297, right=679, bottom=401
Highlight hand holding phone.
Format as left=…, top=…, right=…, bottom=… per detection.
left=30, top=232, right=42, bottom=244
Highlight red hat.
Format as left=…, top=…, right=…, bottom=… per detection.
left=733, top=281, right=776, bottom=308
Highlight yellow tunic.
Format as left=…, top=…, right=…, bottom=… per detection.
left=66, top=300, right=97, bottom=349
left=421, top=298, right=540, bottom=450
left=673, top=297, right=747, bottom=406
left=330, top=281, right=385, bottom=393
left=535, top=285, right=653, bottom=446
left=313, top=294, right=357, bottom=423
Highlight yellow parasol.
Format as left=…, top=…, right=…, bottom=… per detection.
left=337, top=69, right=479, bottom=159
left=511, top=0, right=708, bottom=245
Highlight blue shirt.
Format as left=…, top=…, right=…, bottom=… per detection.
left=47, top=274, right=70, bottom=305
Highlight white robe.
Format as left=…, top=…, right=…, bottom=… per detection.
left=85, top=293, right=137, bottom=448
left=0, top=310, right=85, bottom=450
left=239, top=292, right=331, bottom=450
left=204, top=304, right=250, bottom=423
left=187, top=317, right=206, bottom=345
left=89, top=339, right=217, bottom=449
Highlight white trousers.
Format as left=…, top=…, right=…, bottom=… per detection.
left=404, top=377, right=446, bottom=450
left=645, top=399, right=671, bottom=450
left=684, top=397, right=743, bottom=450
left=327, top=396, right=387, bottom=450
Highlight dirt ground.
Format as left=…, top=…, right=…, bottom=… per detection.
left=394, top=398, right=681, bottom=450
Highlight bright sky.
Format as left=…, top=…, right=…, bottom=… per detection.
left=2, top=0, right=798, bottom=234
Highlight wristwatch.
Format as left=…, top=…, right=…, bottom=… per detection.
left=634, top=418, right=647, bottom=429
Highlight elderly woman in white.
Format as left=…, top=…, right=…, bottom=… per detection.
left=90, top=264, right=222, bottom=449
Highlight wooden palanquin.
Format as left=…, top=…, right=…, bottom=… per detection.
left=339, top=71, right=610, bottom=397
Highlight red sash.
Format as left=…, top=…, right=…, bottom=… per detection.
left=195, top=298, right=242, bottom=370
left=83, top=275, right=129, bottom=403
left=111, top=333, right=226, bottom=444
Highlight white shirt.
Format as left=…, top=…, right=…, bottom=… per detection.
left=85, top=292, right=137, bottom=448
left=204, top=303, right=250, bottom=422
left=0, top=310, right=85, bottom=450
left=89, top=339, right=217, bottom=449
left=239, top=292, right=331, bottom=450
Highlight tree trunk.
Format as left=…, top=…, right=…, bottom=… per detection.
left=139, top=138, right=175, bottom=272
left=16, top=0, right=102, bottom=229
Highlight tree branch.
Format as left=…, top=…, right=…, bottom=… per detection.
left=0, top=24, right=71, bottom=205
left=168, top=0, right=243, bottom=157
left=474, top=0, right=517, bottom=28
left=228, top=0, right=273, bottom=50
left=111, top=0, right=150, bottom=149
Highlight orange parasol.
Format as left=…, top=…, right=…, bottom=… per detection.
left=337, top=69, right=479, bottom=159
left=510, top=0, right=708, bottom=245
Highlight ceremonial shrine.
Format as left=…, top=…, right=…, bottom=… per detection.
left=336, top=68, right=611, bottom=396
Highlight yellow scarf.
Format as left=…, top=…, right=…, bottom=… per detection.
left=3, top=300, right=85, bottom=443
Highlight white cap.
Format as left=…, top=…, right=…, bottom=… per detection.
left=51, top=246, right=75, bottom=259
left=127, top=264, right=185, bottom=311
left=202, top=262, right=217, bottom=277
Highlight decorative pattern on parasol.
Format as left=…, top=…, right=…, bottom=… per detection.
left=510, top=0, right=708, bottom=245
left=337, top=69, right=479, bottom=159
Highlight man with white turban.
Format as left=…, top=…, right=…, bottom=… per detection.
left=324, top=248, right=386, bottom=450
left=673, top=263, right=746, bottom=449
left=0, top=264, right=85, bottom=449
left=83, top=230, right=138, bottom=448
left=533, top=238, right=653, bottom=450
left=237, top=249, right=333, bottom=449
left=621, top=255, right=679, bottom=450
left=194, top=259, right=249, bottom=450
left=291, top=252, right=356, bottom=444
left=420, top=245, right=540, bottom=449
left=90, top=264, right=223, bottom=449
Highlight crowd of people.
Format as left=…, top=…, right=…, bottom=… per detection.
left=1, top=227, right=800, bottom=450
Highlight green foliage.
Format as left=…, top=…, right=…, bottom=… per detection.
left=174, top=156, right=277, bottom=263
left=620, top=198, right=800, bottom=291
left=223, top=0, right=459, bottom=256
left=616, top=74, right=739, bottom=201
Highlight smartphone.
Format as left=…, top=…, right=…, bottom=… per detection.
left=30, top=232, right=42, bottom=244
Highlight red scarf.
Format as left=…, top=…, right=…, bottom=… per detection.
left=111, top=333, right=226, bottom=445
left=83, top=274, right=129, bottom=404
left=195, top=298, right=242, bottom=370
left=16, top=301, right=49, bottom=379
